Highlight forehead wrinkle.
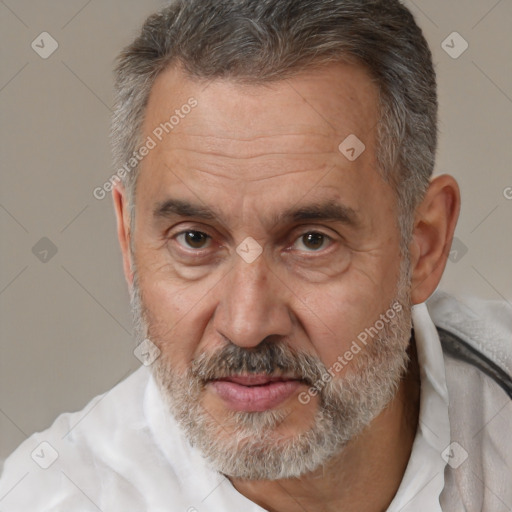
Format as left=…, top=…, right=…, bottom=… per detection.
left=155, top=131, right=341, bottom=161
left=167, top=160, right=338, bottom=184
left=165, top=147, right=337, bottom=161
left=166, top=131, right=336, bottom=142
left=169, top=148, right=339, bottom=165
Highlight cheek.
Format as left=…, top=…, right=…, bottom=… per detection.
left=137, top=271, right=218, bottom=367
left=298, top=263, right=399, bottom=367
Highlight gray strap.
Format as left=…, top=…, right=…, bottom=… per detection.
left=437, top=326, right=512, bottom=400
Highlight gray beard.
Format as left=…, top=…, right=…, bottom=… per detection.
left=130, top=260, right=413, bottom=480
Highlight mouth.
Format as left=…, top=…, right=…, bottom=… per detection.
left=208, top=374, right=305, bottom=412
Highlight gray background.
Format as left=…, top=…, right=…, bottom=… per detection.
left=1, top=0, right=511, bottom=461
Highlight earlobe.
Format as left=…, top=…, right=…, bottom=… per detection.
left=410, top=174, right=461, bottom=305
left=112, top=184, right=134, bottom=287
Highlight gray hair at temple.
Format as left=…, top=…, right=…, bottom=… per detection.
left=111, top=0, right=437, bottom=248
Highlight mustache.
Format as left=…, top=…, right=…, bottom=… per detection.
left=190, top=339, right=327, bottom=386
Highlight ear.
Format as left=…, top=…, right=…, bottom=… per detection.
left=112, top=184, right=134, bottom=288
left=409, top=174, right=461, bottom=305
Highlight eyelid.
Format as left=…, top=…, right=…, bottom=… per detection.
left=168, top=224, right=341, bottom=254
left=291, top=224, right=338, bottom=240
left=166, top=221, right=216, bottom=239
left=290, top=230, right=335, bottom=252
left=172, top=229, right=213, bottom=252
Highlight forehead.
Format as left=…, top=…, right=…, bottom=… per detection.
left=143, top=60, right=380, bottom=145
left=136, top=61, right=392, bottom=224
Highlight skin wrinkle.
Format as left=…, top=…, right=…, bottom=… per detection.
left=109, top=3, right=464, bottom=507
left=165, top=155, right=338, bottom=172
left=161, top=152, right=342, bottom=182
left=150, top=142, right=382, bottom=250
left=135, top=63, right=400, bottom=336
left=163, top=146, right=339, bottom=158
left=111, top=2, right=440, bottom=238
left=152, top=197, right=363, bottom=238
left=162, top=132, right=338, bottom=143
left=155, top=164, right=357, bottom=238
left=113, top=59, right=460, bottom=511
left=282, top=78, right=380, bottom=145
left=153, top=172, right=374, bottom=250
left=145, top=284, right=413, bottom=479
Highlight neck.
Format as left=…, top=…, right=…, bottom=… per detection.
left=229, top=339, right=420, bottom=512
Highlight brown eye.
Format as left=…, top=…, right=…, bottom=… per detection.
left=177, top=231, right=211, bottom=250
left=294, top=232, right=329, bottom=251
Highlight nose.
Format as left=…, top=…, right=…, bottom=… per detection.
left=213, top=254, right=293, bottom=349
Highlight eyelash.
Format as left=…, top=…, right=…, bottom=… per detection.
left=174, top=231, right=213, bottom=252
left=171, top=229, right=335, bottom=256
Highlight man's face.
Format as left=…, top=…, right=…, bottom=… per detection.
left=128, top=62, right=412, bottom=478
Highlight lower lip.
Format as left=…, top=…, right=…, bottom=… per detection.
left=209, top=379, right=302, bottom=412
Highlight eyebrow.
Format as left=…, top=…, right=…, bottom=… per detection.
left=154, top=198, right=218, bottom=221
left=153, top=198, right=360, bottom=228
left=280, top=200, right=360, bottom=228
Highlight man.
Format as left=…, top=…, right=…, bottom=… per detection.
left=1, top=0, right=511, bottom=510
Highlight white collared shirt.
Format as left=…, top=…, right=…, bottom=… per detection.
left=0, top=291, right=511, bottom=510
left=386, top=301, right=450, bottom=511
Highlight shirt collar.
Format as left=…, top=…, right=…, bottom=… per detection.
left=387, top=301, right=451, bottom=511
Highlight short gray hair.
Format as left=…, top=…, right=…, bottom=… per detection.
left=112, top=0, right=437, bottom=244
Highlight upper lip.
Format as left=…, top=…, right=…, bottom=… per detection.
left=215, top=375, right=300, bottom=386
